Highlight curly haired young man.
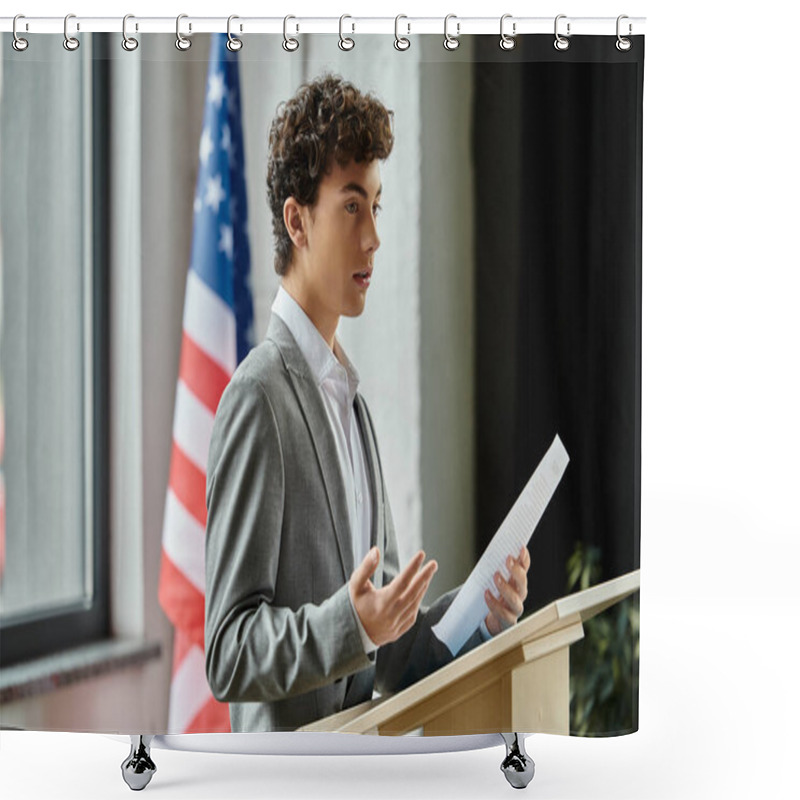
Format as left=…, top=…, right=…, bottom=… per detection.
left=204, top=74, right=531, bottom=732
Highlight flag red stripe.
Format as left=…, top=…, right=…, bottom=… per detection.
left=0, top=476, right=5, bottom=580
left=168, top=440, right=207, bottom=528
left=158, top=550, right=205, bottom=647
left=179, top=331, right=231, bottom=415
left=185, top=694, right=231, bottom=734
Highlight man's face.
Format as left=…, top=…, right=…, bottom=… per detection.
left=289, top=157, right=382, bottom=324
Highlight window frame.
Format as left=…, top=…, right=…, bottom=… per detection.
left=0, top=36, right=111, bottom=669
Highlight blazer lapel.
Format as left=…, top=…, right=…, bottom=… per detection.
left=354, top=394, right=384, bottom=561
left=266, top=314, right=354, bottom=581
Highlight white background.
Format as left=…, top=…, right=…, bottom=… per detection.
left=2, top=1, right=799, bottom=798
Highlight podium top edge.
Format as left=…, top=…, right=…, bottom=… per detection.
left=554, top=569, right=641, bottom=620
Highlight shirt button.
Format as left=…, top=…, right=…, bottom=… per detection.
left=357, top=492, right=362, bottom=504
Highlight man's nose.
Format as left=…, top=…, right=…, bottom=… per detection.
left=364, top=213, right=380, bottom=253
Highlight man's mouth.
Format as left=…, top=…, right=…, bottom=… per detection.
left=353, top=269, right=372, bottom=288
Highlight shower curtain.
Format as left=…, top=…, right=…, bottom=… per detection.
left=0, top=23, right=643, bottom=740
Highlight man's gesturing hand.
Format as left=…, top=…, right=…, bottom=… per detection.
left=349, top=547, right=437, bottom=647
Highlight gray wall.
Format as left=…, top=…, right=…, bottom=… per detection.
left=418, top=38, right=477, bottom=596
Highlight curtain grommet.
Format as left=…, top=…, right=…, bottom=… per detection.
left=63, top=13, right=80, bottom=51
left=175, top=14, right=191, bottom=51
left=500, top=14, right=516, bottom=51
left=12, top=14, right=29, bottom=52
left=394, top=15, right=410, bottom=51
left=338, top=14, right=355, bottom=51
left=616, top=15, right=632, bottom=51
left=443, top=14, right=460, bottom=51
left=553, top=14, right=571, bottom=53
left=282, top=15, right=299, bottom=52
left=227, top=15, right=243, bottom=52
left=553, top=14, right=570, bottom=51
left=122, top=14, right=139, bottom=51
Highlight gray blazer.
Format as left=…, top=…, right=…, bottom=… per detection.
left=204, top=313, right=482, bottom=732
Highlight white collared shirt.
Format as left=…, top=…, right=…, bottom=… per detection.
left=271, top=286, right=378, bottom=654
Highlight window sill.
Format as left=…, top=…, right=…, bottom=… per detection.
left=0, top=638, right=162, bottom=705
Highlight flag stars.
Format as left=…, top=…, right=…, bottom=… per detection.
left=221, top=124, right=231, bottom=153
left=204, top=174, right=226, bottom=214
left=221, top=124, right=237, bottom=168
left=219, top=224, right=234, bottom=261
left=207, top=71, right=227, bottom=109
left=199, top=127, right=213, bottom=166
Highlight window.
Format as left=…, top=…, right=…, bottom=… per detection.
left=0, top=35, right=110, bottom=667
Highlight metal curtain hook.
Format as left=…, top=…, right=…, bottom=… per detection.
left=63, top=13, right=80, bottom=51
left=554, top=14, right=570, bottom=51
left=339, top=14, right=355, bottom=51
left=394, top=14, right=410, bottom=51
left=283, top=15, right=299, bottom=52
left=12, top=14, right=29, bottom=52
left=122, top=14, right=139, bottom=51
left=500, top=14, right=516, bottom=50
left=443, top=14, right=460, bottom=51
left=616, top=14, right=632, bottom=51
left=227, top=15, right=243, bottom=51
left=175, top=14, right=191, bottom=51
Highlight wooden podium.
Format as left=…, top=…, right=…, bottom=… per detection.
left=299, top=570, right=640, bottom=736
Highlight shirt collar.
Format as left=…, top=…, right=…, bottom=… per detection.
left=270, top=285, right=360, bottom=394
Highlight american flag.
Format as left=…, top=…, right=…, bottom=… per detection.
left=158, top=34, right=254, bottom=734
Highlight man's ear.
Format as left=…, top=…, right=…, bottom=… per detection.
left=283, top=197, right=307, bottom=250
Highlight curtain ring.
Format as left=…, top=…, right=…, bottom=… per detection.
left=175, top=14, right=191, bottom=51
left=282, top=15, right=299, bottom=52
left=443, top=14, right=460, bottom=51
left=63, top=13, right=80, bottom=51
left=122, top=14, right=139, bottom=51
left=499, top=14, right=516, bottom=50
left=616, top=15, right=632, bottom=51
left=554, top=14, right=570, bottom=51
left=394, top=15, right=410, bottom=51
left=12, top=14, right=29, bottom=52
left=339, top=15, right=355, bottom=51
left=227, top=15, right=243, bottom=51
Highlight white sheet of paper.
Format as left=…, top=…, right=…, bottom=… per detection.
left=432, top=433, right=570, bottom=656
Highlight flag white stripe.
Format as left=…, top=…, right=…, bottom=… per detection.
left=183, top=270, right=237, bottom=376
left=167, top=644, right=212, bottom=733
left=173, top=379, right=215, bottom=473
left=161, top=488, right=206, bottom=594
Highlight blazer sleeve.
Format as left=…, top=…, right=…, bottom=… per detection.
left=204, top=374, right=372, bottom=704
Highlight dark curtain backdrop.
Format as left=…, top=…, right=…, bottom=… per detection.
left=472, top=36, right=644, bottom=613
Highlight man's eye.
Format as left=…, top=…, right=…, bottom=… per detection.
left=346, top=202, right=358, bottom=213
left=373, top=204, right=382, bottom=217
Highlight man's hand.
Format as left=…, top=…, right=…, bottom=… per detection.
left=350, top=547, right=437, bottom=647
left=484, top=545, right=530, bottom=637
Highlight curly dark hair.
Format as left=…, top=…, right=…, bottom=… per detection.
left=266, top=73, right=395, bottom=276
